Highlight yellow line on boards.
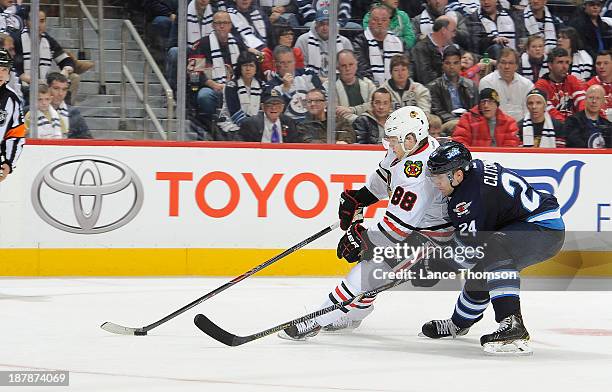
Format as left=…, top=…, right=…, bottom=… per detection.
left=0, top=249, right=610, bottom=277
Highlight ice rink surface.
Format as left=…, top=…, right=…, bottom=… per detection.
left=1, top=277, right=611, bottom=392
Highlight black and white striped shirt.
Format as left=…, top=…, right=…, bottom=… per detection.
left=0, top=83, right=25, bottom=172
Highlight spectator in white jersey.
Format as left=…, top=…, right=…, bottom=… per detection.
left=0, top=0, right=23, bottom=35
left=15, top=9, right=78, bottom=104
left=295, top=7, right=352, bottom=78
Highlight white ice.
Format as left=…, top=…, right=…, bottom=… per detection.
left=1, top=277, right=611, bottom=392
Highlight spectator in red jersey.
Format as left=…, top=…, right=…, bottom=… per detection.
left=534, top=47, right=586, bottom=122
left=452, top=88, right=521, bottom=147
left=586, top=50, right=612, bottom=121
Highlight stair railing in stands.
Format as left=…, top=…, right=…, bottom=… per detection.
left=120, top=19, right=175, bottom=140
left=74, top=0, right=107, bottom=94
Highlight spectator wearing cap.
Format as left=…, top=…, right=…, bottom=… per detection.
left=216, top=52, right=265, bottom=140
left=298, top=0, right=360, bottom=28
left=569, top=0, right=612, bottom=58
left=261, top=24, right=304, bottom=75
left=586, top=50, right=612, bottom=120
left=518, top=88, right=564, bottom=147
left=295, top=7, right=352, bottom=78
left=238, top=89, right=299, bottom=142
left=381, top=54, right=431, bottom=113
left=452, top=88, right=521, bottom=147
left=427, top=46, right=479, bottom=136
left=364, top=0, right=416, bottom=49
left=410, top=15, right=457, bottom=85
left=261, top=0, right=300, bottom=28
left=479, top=48, right=534, bottom=121
left=565, top=84, right=612, bottom=148
left=353, top=4, right=404, bottom=86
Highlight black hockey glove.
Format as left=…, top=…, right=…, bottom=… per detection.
left=410, top=244, right=459, bottom=287
left=410, top=257, right=441, bottom=287
left=336, top=223, right=371, bottom=263
left=338, top=187, right=378, bottom=231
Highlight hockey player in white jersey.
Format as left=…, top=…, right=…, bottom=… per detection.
left=279, top=106, right=453, bottom=341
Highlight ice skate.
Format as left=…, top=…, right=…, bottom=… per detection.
left=322, top=316, right=362, bottom=332
left=420, top=319, right=469, bottom=339
left=481, top=314, right=532, bottom=356
left=278, top=319, right=321, bottom=341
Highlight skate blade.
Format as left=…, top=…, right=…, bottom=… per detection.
left=277, top=330, right=308, bottom=342
left=483, top=340, right=533, bottom=356
left=418, top=329, right=469, bottom=339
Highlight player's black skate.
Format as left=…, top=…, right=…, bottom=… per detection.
left=278, top=319, right=321, bottom=341
left=480, top=313, right=532, bottom=355
left=420, top=319, right=469, bottom=339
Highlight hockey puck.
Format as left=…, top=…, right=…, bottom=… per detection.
left=134, top=330, right=148, bottom=336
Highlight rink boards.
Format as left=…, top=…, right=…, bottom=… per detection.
left=0, top=140, right=610, bottom=277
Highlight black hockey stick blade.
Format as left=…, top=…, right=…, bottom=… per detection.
left=194, top=276, right=412, bottom=347
left=101, top=221, right=340, bottom=336
left=194, top=314, right=249, bottom=346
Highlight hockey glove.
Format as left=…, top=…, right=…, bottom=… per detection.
left=336, top=223, right=371, bottom=263
left=410, top=242, right=459, bottom=287
left=410, top=257, right=441, bottom=287
left=338, top=188, right=378, bottom=231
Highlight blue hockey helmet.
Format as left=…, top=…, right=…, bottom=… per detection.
left=427, top=141, right=472, bottom=175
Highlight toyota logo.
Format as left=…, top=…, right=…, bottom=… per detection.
left=31, top=156, right=144, bottom=234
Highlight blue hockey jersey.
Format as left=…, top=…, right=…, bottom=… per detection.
left=447, top=159, right=565, bottom=243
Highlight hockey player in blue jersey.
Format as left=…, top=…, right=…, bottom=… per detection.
left=420, top=141, right=565, bottom=355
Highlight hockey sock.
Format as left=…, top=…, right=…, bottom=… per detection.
left=487, top=267, right=521, bottom=322
left=315, top=280, right=377, bottom=327
left=451, top=289, right=490, bottom=329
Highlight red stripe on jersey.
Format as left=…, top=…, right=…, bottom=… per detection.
left=383, top=217, right=409, bottom=237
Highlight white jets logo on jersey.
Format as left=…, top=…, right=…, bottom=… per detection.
left=453, top=201, right=472, bottom=216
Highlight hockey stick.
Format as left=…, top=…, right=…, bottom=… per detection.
left=100, top=221, right=340, bottom=336
left=194, top=269, right=415, bottom=346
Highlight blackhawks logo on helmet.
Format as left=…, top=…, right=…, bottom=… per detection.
left=404, top=160, right=423, bottom=178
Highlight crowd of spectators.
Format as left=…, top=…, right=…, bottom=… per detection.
left=118, top=1, right=612, bottom=146
left=0, top=0, right=94, bottom=139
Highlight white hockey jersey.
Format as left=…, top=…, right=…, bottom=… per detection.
left=365, top=136, right=451, bottom=248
